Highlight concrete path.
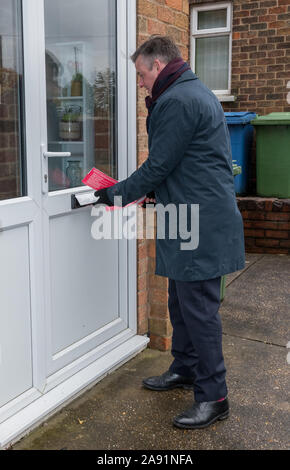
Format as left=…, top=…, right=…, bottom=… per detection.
left=12, top=254, right=290, bottom=450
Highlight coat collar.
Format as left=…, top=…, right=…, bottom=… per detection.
left=167, top=69, right=198, bottom=88
left=146, top=69, right=199, bottom=133
left=154, top=69, right=198, bottom=101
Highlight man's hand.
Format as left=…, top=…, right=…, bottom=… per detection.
left=94, top=188, right=113, bottom=206
left=142, top=191, right=156, bottom=208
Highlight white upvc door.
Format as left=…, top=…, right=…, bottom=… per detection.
left=27, top=0, right=137, bottom=388
left=0, top=0, right=145, bottom=442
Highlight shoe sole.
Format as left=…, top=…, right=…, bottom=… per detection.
left=143, top=383, right=194, bottom=391
left=173, top=410, right=230, bottom=429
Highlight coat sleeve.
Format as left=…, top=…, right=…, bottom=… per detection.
left=106, top=98, right=197, bottom=206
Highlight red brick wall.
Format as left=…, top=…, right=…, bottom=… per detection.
left=93, top=69, right=116, bottom=177
left=237, top=197, right=290, bottom=253
left=190, top=0, right=290, bottom=115
left=0, top=68, right=22, bottom=200
left=136, top=0, right=190, bottom=349
left=94, top=110, right=112, bottom=176
left=224, top=0, right=290, bottom=115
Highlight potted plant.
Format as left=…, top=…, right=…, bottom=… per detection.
left=71, top=47, right=83, bottom=96
left=59, top=106, right=82, bottom=141
left=71, top=72, right=83, bottom=96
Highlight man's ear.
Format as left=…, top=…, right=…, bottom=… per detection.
left=154, top=59, right=161, bottom=73
left=155, top=59, right=167, bottom=74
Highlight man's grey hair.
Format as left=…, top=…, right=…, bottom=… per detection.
left=131, top=35, right=182, bottom=70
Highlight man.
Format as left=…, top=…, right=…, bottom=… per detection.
left=94, top=36, right=245, bottom=429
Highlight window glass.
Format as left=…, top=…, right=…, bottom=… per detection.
left=44, top=0, right=117, bottom=191
left=195, top=36, right=229, bottom=90
left=0, top=0, right=26, bottom=201
left=198, top=9, right=227, bottom=30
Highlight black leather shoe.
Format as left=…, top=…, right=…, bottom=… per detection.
left=142, top=370, right=194, bottom=391
left=173, top=398, right=229, bottom=429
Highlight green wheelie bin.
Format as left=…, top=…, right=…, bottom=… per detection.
left=251, top=112, right=290, bottom=198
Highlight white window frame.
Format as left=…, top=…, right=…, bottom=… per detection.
left=190, top=1, right=235, bottom=102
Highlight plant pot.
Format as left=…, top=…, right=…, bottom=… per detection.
left=71, top=80, right=82, bottom=96
left=59, top=121, right=81, bottom=141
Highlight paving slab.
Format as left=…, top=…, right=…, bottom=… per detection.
left=225, top=253, right=263, bottom=287
left=221, top=254, right=290, bottom=346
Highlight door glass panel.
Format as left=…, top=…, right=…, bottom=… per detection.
left=198, top=9, right=227, bottom=30
left=44, top=0, right=117, bottom=192
left=195, top=35, right=229, bottom=91
left=0, top=0, right=26, bottom=201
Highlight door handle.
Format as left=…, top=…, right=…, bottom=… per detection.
left=41, top=145, right=71, bottom=194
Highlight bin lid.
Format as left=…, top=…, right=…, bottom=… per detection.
left=224, top=111, right=257, bottom=124
left=251, top=112, right=290, bottom=125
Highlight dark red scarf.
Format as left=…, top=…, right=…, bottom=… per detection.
left=145, top=57, right=191, bottom=132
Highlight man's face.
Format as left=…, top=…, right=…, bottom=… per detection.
left=135, top=55, right=166, bottom=96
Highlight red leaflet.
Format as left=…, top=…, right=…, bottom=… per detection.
left=82, top=167, right=117, bottom=190
left=82, top=168, right=146, bottom=211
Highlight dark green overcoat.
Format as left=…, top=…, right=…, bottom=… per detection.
left=107, top=70, right=245, bottom=281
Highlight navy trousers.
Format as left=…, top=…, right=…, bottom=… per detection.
left=168, top=277, right=228, bottom=402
